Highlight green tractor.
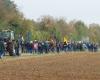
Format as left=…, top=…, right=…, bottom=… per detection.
left=0, top=30, right=15, bottom=56
left=0, top=30, right=14, bottom=41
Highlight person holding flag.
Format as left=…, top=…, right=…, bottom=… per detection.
left=63, top=36, right=68, bottom=52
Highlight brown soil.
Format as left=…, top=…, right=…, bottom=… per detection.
left=0, top=52, right=100, bottom=80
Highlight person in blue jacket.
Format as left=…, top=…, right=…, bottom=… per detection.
left=0, top=39, right=5, bottom=59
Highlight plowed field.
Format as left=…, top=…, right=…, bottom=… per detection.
left=0, top=52, right=100, bottom=80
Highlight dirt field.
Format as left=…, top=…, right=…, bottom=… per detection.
left=0, top=52, right=100, bottom=80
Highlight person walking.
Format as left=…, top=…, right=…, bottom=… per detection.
left=0, top=39, right=5, bottom=59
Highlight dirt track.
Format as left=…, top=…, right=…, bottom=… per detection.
left=0, top=52, right=100, bottom=80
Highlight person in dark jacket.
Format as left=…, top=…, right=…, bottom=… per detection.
left=6, top=40, right=14, bottom=56
left=56, top=42, right=60, bottom=53
left=15, top=40, right=21, bottom=56
left=0, top=39, right=5, bottom=59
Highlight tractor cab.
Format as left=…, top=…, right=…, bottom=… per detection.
left=0, top=30, right=14, bottom=41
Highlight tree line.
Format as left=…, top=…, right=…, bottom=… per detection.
left=0, top=0, right=100, bottom=44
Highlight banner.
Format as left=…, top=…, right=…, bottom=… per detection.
left=64, top=37, right=68, bottom=43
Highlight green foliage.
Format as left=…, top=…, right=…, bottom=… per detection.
left=89, top=24, right=100, bottom=43
left=74, top=21, right=88, bottom=40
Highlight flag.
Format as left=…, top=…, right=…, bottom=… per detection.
left=64, top=37, right=68, bottom=43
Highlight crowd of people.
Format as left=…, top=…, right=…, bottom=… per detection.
left=23, top=40, right=98, bottom=53
left=0, top=39, right=99, bottom=59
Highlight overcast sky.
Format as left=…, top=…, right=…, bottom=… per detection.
left=12, top=0, right=100, bottom=24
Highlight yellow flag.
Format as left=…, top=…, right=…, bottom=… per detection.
left=64, top=37, right=68, bottom=43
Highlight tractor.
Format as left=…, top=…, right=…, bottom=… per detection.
left=0, top=30, right=15, bottom=56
